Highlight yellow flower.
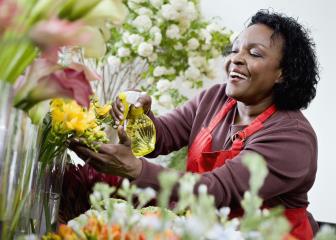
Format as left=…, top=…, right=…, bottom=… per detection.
left=95, top=104, right=112, bottom=116
left=42, top=232, right=62, bottom=240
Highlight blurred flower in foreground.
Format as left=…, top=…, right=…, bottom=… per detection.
left=0, top=0, right=19, bottom=36
left=14, top=58, right=100, bottom=111
left=29, top=19, right=90, bottom=62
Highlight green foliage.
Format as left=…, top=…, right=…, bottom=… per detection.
left=168, top=147, right=187, bottom=171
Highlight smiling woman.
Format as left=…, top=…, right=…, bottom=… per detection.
left=225, top=24, right=284, bottom=110
left=69, top=9, right=319, bottom=240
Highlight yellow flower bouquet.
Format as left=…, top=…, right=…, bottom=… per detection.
left=33, top=97, right=114, bottom=235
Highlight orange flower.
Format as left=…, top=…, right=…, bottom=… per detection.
left=83, top=217, right=109, bottom=240
left=58, top=224, right=79, bottom=240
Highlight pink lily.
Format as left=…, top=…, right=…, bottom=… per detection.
left=14, top=58, right=100, bottom=111
left=0, top=0, right=19, bottom=36
left=29, top=18, right=91, bottom=62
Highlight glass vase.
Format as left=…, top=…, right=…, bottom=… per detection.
left=0, top=108, right=39, bottom=240
left=0, top=81, right=13, bottom=165
left=30, top=150, right=67, bottom=236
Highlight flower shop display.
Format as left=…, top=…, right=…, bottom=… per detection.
left=89, top=0, right=231, bottom=108
left=0, top=0, right=129, bottom=238
left=41, top=154, right=292, bottom=240
left=39, top=154, right=336, bottom=240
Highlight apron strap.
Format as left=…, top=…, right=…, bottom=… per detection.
left=231, top=104, right=276, bottom=142
left=208, top=98, right=237, bottom=131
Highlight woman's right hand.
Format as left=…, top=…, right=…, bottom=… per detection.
left=110, top=91, right=152, bottom=128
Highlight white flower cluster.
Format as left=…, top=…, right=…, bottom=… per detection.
left=64, top=155, right=293, bottom=240
left=107, top=0, right=232, bottom=108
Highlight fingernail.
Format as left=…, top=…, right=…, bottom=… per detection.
left=115, top=120, right=120, bottom=125
left=113, top=125, right=117, bottom=129
left=134, top=102, right=141, bottom=108
left=120, top=106, right=124, bottom=111
left=119, top=114, right=123, bottom=119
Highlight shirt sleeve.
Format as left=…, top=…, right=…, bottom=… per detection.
left=133, top=118, right=317, bottom=208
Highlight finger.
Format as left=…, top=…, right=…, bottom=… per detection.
left=116, top=97, right=124, bottom=112
left=68, top=145, right=98, bottom=162
left=117, top=126, right=131, bottom=147
left=134, top=95, right=152, bottom=114
left=98, top=144, right=117, bottom=155
left=69, top=145, right=90, bottom=160
left=111, top=102, right=123, bottom=126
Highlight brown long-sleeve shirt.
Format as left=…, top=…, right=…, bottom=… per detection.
left=133, top=83, right=318, bottom=211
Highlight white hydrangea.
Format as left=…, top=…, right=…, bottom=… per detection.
left=206, top=23, right=222, bottom=33
left=185, top=66, right=201, bottom=80
left=158, top=94, right=173, bottom=107
left=188, top=56, right=206, bottom=68
left=138, top=42, right=154, bottom=57
left=150, top=26, right=161, bottom=34
left=166, top=67, right=176, bottom=75
left=153, top=66, right=167, bottom=77
left=117, top=47, right=131, bottom=57
left=147, top=53, right=158, bottom=62
left=128, top=34, right=144, bottom=47
left=182, top=80, right=193, bottom=89
left=170, top=0, right=189, bottom=11
left=128, top=2, right=140, bottom=10
left=187, top=38, right=200, bottom=50
left=184, top=2, right=198, bottom=21
left=161, top=4, right=179, bottom=20
left=200, top=28, right=212, bottom=45
left=157, top=79, right=172, bottom=92
left=129, top=0, right=146, bottom=3
left=149, top=0, right=163, bottom=9
left=132, top=15, right=152, bottom=32
left=136, top=7, right=153, bottom=16
left=166, top=24, right=181, bottom=39
left=122, top=32, right=130, bottom=44
left=152, top=32, right=162, bottom=46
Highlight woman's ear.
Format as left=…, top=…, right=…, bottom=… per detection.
left=275, top=69, right=283, bottom=83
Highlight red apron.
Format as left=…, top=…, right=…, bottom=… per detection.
left=187, top=98, right=313, bottom=240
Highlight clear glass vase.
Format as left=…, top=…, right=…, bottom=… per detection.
left=0, top=108, right=39, bottom=240
left=0, top=81, right=13, bottom=165
left=30, top=150, right=67, bottom=236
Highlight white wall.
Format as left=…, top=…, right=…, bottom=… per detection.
left=200, top=0, right=336, bottom=223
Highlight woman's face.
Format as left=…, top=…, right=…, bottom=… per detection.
left=225, top=24, right=284, bottom=105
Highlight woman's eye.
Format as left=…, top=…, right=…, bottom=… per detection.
left=250, top=50, right=262, bottom=57
left=228, top=50, right=238, bottom=54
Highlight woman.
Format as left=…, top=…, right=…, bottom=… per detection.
left=69, top=10, right=319, bottom=239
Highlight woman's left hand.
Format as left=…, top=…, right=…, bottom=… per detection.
left=69, top=126, right=142, bottom=179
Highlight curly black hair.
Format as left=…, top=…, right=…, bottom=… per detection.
left=248, top=10, right=319, bottom=110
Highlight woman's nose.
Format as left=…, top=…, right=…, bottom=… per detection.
left=231, top=52, right=245, bottom=65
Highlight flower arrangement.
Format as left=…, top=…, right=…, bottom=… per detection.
left=51, top=97, right=112, bottom=145
left=93, top=0, right=231, bottom=108
left=30, top=96, right=115, bottom=236
left=41, top=154, right=297, bottom=240
left=39, top=96, right=114, bottom=170
left=0, top=0, right=128, bottom=85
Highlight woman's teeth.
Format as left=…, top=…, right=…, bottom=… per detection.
left=229, top=71, right=248, bottom=80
